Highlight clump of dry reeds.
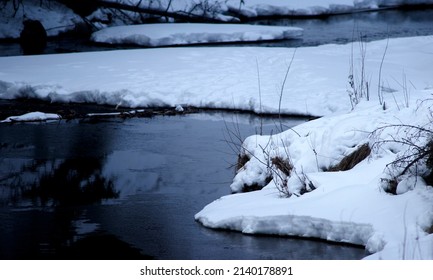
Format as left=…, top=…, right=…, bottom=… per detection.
left=271, top=156, right=292, bottom=176
left=328, top=143, right=371, bottom=172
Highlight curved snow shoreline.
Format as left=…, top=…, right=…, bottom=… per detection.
left=197, top=208, right=375, bottom=249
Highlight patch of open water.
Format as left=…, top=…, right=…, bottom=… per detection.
left=0, top=113, right=367, bottom=259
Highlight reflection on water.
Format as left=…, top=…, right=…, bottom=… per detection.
left=24, top=158, right=119, bottom=207
left=0, top=113, right=367, bottom=259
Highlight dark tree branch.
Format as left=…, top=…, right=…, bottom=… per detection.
left=95, top=0, right=226, bottom=23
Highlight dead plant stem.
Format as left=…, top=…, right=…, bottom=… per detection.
left=279, top=49, right=297, bottom=132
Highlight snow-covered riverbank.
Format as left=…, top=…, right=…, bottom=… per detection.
left=195, top=100, right=433, bottom=259
left=0, top=36, right=431, bottom=117
left=1, top=0, right=433, bottom=261
left=2, top=34, right=433, bottom=259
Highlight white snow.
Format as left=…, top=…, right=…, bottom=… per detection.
left=91, top=23, right=303, bottom=47
left=195, top=102, right=433, bottom=260
left=1, top=111, right=61, bottom=123
left=0, top=36, right=432, bottom=117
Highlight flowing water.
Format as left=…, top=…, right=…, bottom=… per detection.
left=0, top=113, right=367, bottom=259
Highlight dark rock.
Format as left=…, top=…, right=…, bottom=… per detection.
left=57, top=0, right=99, bottom=17
left=20, top=19, right=47, bottom=55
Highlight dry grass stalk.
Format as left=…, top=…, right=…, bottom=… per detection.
left=236, top=154, right=250, bottom=172
left=328, top=143, right=371, bottom=171
left=271, top=156, right=292, bottom=176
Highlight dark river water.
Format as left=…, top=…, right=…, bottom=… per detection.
left=0, top=114, right=367, bottom=259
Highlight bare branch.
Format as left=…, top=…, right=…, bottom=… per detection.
left=278, top=48, right=297, bottom=132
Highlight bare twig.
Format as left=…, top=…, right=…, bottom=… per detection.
left=278, top=48, right=297, bottom=132
left=371, top=121, right=433, bottom=192
left=256, top=57, right=263, bottom=136
left=378, top=35, right=389, bottom=106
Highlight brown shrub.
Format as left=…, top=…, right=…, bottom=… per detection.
left=236, top=154, right=250, bottom=172
left=271, top=156, right=292, bottom=176
left=328, top=143, right=371, bottom=172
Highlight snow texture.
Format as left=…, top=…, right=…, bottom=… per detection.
left=1, top=36, right=432, bottom=117
left=196, top=102, right=433, bottom=260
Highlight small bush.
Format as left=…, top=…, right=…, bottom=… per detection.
left=422, top=140, right=433, bottom=186
left=372, top=121, right=433, bottom=194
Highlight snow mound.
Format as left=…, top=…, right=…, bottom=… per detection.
left=1, top=111, right=61, bottom=123
left=91, top=23, right=303, bottom=47
left=196, top=102, right=433, bottom=259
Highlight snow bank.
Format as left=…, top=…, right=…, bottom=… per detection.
left=91, top=23, right=303, bottom=47
left=1, top=111, right=61, bottom=123
left=196, top=100, right=433, bottom=259
left=1, top=36, right=432, bottom=117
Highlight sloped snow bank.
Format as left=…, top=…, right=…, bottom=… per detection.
left=1, top=36, right=432, bottom=117
left=195, top=99, right=433, bottom=259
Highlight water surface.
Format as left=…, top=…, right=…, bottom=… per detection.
left=0, top=113, right=367, bottom=259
